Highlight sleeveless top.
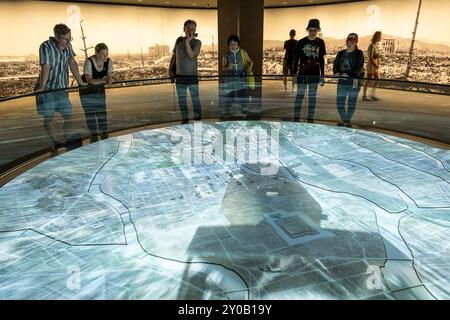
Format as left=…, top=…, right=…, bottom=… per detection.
left=82, top=57, right=110, bottom=81
left=224, top=49, right=246, bottom=77
left=80, top=58, right=110, bottom=95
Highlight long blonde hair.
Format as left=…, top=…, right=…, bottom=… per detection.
left=371, top=31, right=382, bottom=44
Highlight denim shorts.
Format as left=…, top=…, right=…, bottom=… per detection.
left=36, top=90, right=72, bottom=118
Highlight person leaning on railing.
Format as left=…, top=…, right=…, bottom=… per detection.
left=34, top=23, right=87, bottom=147
left=79, top=43, right=113, bottom=142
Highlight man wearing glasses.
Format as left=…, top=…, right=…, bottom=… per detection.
left=35, top=24, right=86, bottom=147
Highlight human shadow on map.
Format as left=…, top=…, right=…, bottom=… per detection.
left=176, top=163, right=396, bottom=300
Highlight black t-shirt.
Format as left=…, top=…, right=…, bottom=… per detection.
left=284, top=39, right=297, bottom=65
left=293, top=36, right=326, bottom=76
left=333, top=49, right=364, bottom=78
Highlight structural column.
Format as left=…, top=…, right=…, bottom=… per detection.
left=218, top=0, right=264, bottom=78
left=238, top=0, right=264, bottom=77
left=218, top=0, right=239, bottom=75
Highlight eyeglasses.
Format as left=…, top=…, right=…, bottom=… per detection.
left=57, top=36, right=73, bottom=42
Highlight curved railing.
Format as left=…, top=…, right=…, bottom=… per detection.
left=1, top=75, right=449, bottom=185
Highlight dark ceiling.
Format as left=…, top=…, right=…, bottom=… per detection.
left=47, top=0, right=367, bottom=9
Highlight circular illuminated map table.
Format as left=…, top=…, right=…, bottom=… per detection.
left=0, top=121, right=449, bottom=299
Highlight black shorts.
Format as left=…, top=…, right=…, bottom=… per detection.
left=176, top=75, right=199, bottom=85
left=283, top=63, right=295, bottom=76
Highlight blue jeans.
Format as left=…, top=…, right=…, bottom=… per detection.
left=294, top=75, right=319, bottom=121
left=176, top=77, right=201, bottom=122
left=336, top=79, right=361, bottom=123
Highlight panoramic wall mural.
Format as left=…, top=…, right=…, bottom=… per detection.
left=0, top=0, right=449, bottom=98
left=263, top=0, right=450, bottom=84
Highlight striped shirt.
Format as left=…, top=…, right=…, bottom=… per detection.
left=38, top=37, right=76, bottom=90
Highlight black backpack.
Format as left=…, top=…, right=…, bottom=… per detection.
left=170, top=37, right=185, bottom=82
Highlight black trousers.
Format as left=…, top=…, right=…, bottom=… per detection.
left=294, top=75, right=320, bottom=121
left=337, top=79, right=361, bottom=123
left=79, top=89, right=108, bottom=135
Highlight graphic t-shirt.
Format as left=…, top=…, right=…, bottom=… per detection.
left=293, top=36, right=326, bottom=76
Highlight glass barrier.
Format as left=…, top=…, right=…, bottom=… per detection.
left=1, top=75, right=449, bottom=180
left=1, top=75, right=450, bottom=300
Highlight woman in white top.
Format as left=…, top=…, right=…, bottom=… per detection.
left=363, top=31, right=382, bottom=101
left=79, top=43, right=113, bottom=141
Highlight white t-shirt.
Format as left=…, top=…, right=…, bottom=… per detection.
left=83, top=56, right=113, bottom=75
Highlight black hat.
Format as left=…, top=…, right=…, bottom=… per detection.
left=306, top=19, right=321, bottom=30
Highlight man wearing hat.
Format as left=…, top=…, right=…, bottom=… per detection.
left=293, top=18, right=327, bottom=122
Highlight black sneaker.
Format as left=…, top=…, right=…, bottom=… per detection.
left=51, top=138, right=62, bottom=149
left=100, top=133, right=109, bottom=140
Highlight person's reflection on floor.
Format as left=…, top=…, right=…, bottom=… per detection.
left=79, top=43, right=113, bottom=143
left=34, top=23, right=87, bottom=148
left=333, top=33, right=365, bottom=127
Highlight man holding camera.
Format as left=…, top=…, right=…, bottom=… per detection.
left=169, top=19, right=202, bottom=123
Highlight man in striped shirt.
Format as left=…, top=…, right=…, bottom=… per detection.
left=35, top=24, right=87, bottom=147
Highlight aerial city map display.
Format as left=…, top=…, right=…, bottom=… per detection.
left=1, top=122, right=449, bottom=300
